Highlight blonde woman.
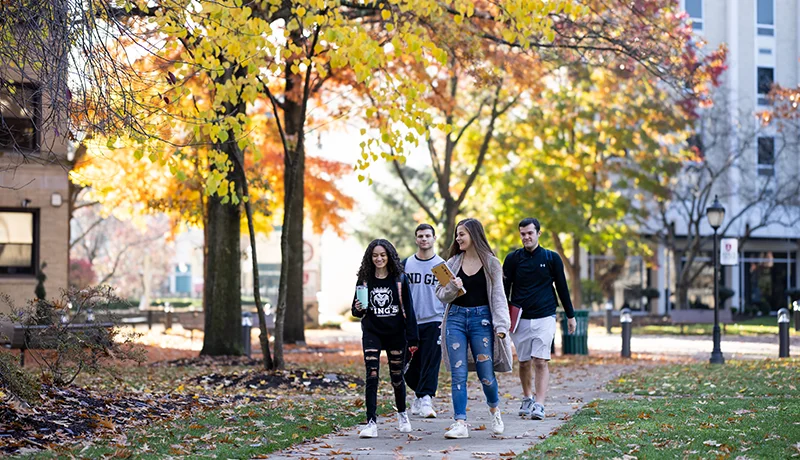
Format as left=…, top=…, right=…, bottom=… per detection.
left=435, top=218, right=512, bottom=439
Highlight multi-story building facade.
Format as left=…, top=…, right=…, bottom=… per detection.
left=0, top=80, right=71, bottom=313
left=587, top=0, right=800, bottom=315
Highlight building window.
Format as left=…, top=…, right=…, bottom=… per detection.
left=685, top=0, right=703, bottom=30
left=742, top=251, right=794, bottom=314
left=257, top=263, right=281, bottom=310
left=757, top=136, right=775, bottom=176
left=0, top=82, right=40, bottom=152
left=0, top=209, right=38, bottom=275
left=757, top=67, right=774, bottom=106
left=757, top=0, right=774, bottom=36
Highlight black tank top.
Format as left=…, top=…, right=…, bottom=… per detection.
left=451, top=266, right=490, bottom=307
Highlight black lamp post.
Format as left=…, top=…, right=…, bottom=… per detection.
left=707, top=195, right=726, bottom=364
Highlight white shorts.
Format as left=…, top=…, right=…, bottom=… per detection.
left=511, top=316, right=556, bottom=361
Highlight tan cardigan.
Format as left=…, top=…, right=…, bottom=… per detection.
left=435, top=252, right=513, bottom=372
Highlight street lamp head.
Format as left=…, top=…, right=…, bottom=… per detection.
left=706, top=195, right=725, bottom=230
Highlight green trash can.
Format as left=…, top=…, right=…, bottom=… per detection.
left=560, top=310, right=589, bottom=355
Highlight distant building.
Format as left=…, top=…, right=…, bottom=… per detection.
left=164, top=226, right=323, bottom=326
left=0, top=78, right=70, bottom=313
left=583, top=0, right=800, bottom=315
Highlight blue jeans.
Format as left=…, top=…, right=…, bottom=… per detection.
left=445, top=305, right=499, bottom=420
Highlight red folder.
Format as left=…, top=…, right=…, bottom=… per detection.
left=509, top=303, right=523, bottom=334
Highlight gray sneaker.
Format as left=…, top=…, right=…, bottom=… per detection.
left=531, top=402, right=545, bottom=420
left=518, top=397, right=534, bottom=417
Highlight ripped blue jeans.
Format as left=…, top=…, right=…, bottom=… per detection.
left=445, top=305, right=499, bottom=420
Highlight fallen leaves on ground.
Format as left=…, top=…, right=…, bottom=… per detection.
left=190, top=368, right=363, bottom=392
left=0, top=384, right=230, bottom=455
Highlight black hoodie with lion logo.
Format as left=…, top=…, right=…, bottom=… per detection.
left=352, top=274, right=418, bottom=346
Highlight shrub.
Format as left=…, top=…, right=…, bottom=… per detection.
left=1, top=286, right=146, bottom=387
left=581, top=279, right=605, bottom=306
left=757, top=300, right=772, bottom=316
left=68, top=258, right=96, bottom=289
left=34, top=262, right=47, bottom=300
left=641, top=288, right=660, bottom=299
left=719, top=287, right=735, bottom=303
left=0, top=350, right=41, bottom=405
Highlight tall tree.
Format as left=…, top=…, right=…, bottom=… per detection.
left=642, top=95, right=800, bottom=310
left=481, top=39, right=725, bottom=308
left=6, top=0, right=712, bottom=363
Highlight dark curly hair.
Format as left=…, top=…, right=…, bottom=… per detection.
left=356, top=239, right=404, bottom=284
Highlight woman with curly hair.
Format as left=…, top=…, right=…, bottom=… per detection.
left=352, top=239, right=419, bottom=438
left=435, top=218, right=512, bottom=439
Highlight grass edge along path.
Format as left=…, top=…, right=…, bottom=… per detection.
left=519, top=359, right=800, bottom=459
left=597, top=316, right=799, bottom=337
left=15, top=399, right=392, bottom=459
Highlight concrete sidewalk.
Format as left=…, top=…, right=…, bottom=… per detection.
left=268, top=363, right=634, bottom=459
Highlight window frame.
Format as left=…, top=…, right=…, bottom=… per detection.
left=0, top=207, right=40, bottom=276
left=683, top=0, right=704, bottom=31
left=0, top=81, right=42, bottom=153
left=756, top=66, right=774, bottom=106
left=756, top=0, right=775, bottom=36
left=756, top=136, right=776, bottom=177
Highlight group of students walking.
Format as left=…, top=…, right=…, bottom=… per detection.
left=352, top=217, right=576, bottom=439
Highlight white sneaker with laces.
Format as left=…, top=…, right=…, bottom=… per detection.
left=531, top=402, right=546, bottom=420
left=444, top=420, right=469, bottom=439
left=410, top=397, right=421, bottom=416
left=397, top=411, right=412, bottom=432
left=490, top=409, right=504, bottom=435
left=419, top=395, right=437, bottom=418
left=359, top=420, right=378, bottom=438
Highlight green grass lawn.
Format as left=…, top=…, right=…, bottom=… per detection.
left=18, top=399, right=391, bottom=459
left=520, top=358, right=800, bottom=459
left=593, top=316, right=795, bottom=337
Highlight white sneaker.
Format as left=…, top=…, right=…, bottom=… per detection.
left=444, top=420, right=469, bottom=439
left=397, top=411, right=412, bottom=432
left=419, top=395, right=437, bottom=418
left=490, top=410, right=504, bottom=435
left=410, top=397, right=421, bottom=416
left=359, top=420, right=378, bottom=438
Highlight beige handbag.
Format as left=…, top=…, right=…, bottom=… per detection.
left=493, top=333, right=513, bottom=373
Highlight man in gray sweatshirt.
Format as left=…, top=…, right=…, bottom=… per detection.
left=403, top=223, right=445, bottom=418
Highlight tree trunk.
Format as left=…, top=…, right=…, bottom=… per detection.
left=439, top=199, right=459, bottom=255
left=234, top=156, right=274, bottom=369
left=552, top=232, right=582, bottom=310
left=201, top=181, right=243, bottom=355
left=674, top=249, right=689, bottom=310
left=201, top=66, right=246, bottom=356
left=138, top=253, right=151, bottom=310
left=275, top=57, right=307, bottom=367
left=281, top=70, right=307, bottom=346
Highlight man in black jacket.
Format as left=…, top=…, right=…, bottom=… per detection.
left=503, top=218, right=576, bottom=421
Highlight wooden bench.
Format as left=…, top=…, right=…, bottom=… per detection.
left=670, top=309, right=733, bottom=334
left=178, top=312, right=205, bottom=340
left=0, top=321, right=115, bottom=366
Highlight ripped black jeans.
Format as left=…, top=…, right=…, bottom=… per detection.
left=362, top=329, right=407, bottom=423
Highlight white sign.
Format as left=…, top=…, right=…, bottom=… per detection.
left=720, top=238, right=738, bottom=266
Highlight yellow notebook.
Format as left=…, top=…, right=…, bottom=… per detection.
left=431, top=262, right=466, bottom=296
